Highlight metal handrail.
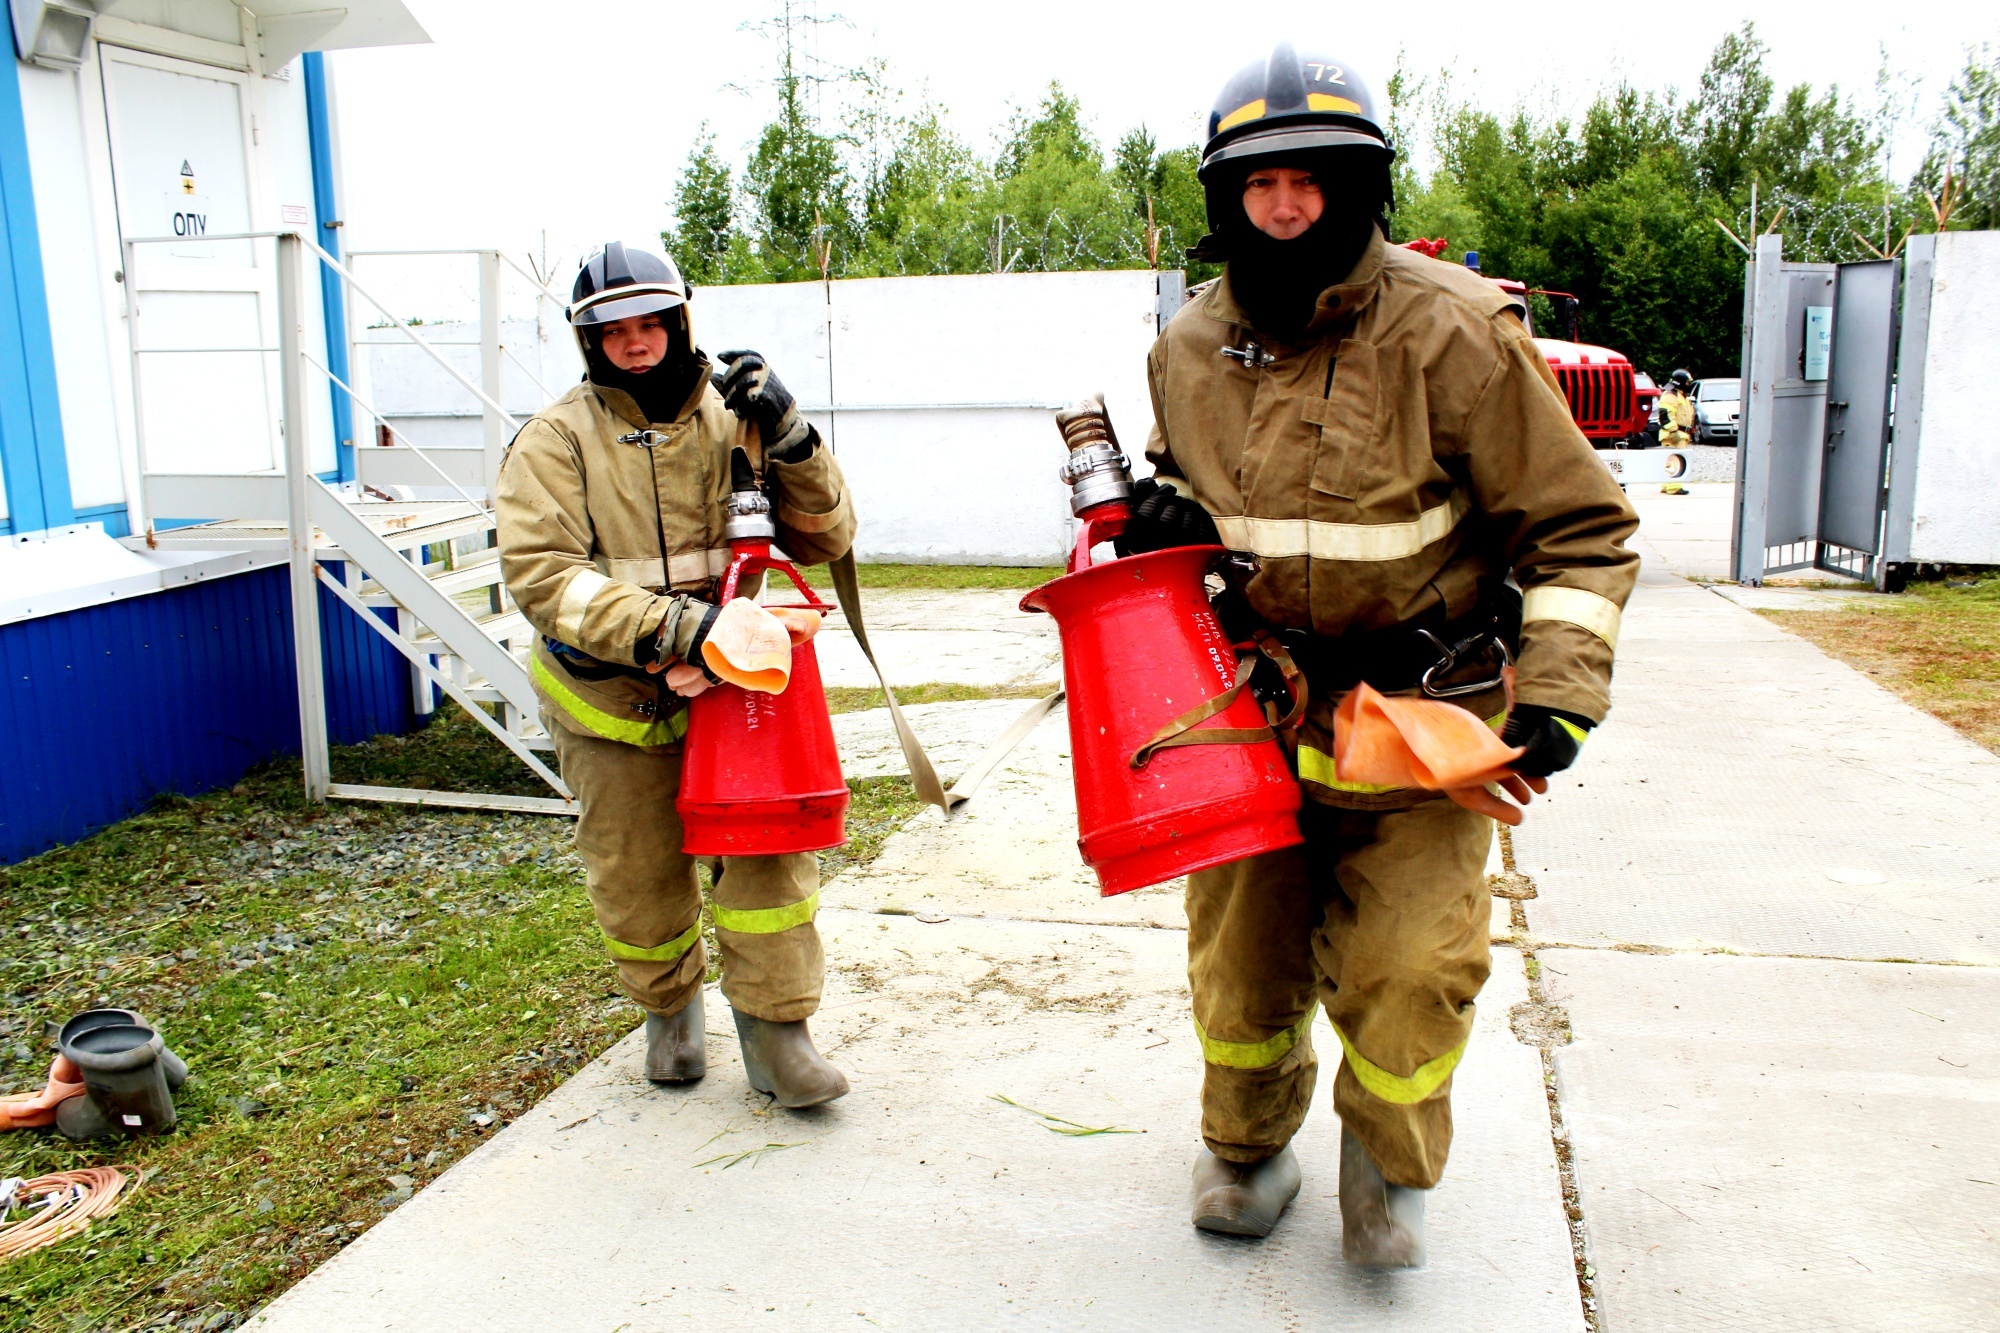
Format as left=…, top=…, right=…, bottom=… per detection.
left=298, top=348, right=487, bottom=518
left=502, top=343, right=563, bottom=403
left=346, top=246, right=571, bottom=309
left=295, top=234, right=521, bottom=433
left=122, top=230, right=523, bottom=520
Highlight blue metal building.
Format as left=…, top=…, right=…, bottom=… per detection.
left=1, top=3, right=431, bottom=864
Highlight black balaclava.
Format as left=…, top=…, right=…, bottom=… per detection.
left=1204, top=147, right=1391, bottom=342
left=583, top=308, right=702, bottom=424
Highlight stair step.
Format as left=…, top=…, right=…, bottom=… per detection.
left=357, top=554, right=504, bottom=602
left=411, top=607, right=530, bottom=648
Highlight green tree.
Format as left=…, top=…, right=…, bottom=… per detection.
left=1928, top=45, right=2000, bottom=229
left=1692, top=22, right=1775, bottom=200
left=990, top=83, right=1147, bottom=272
left=742, top=70, right=857, bottom=281
left=661, top=127, right=738, bottom=285
left=851, top=102, right=991, bottom=276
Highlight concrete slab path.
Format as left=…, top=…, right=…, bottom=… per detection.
left=1545, top=950, right=2000, bottom=1330
left=250, top=480, right=2000, bottom=1329
left=248, top=918, right=1581, bottom=1332
left=815, top=589, right=1061, bottom=690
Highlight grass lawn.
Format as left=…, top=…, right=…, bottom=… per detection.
left=1760, top=572, right=2000, bottom=755
left=0, top=711, right=923, bottom=1332
left=800, top=563, right=1062, bottom=591
left=823, top=681, right=1058, bottom=714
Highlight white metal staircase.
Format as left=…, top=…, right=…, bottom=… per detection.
left=120, top=230, right=575, bottom=814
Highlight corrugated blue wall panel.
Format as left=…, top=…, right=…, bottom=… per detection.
left=0, top=564, right=416, bottom=864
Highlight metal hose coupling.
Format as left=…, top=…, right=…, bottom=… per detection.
left=1055, top=392, right=1134, bottom=516
left=723, top=487, right=777, bottom=542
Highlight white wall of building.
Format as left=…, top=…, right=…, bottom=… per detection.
left=1906, top=230, right=2000, bottom=565
left=10, top=3, right=408, bottom=529
left=16, top=59, right=126, bottom=511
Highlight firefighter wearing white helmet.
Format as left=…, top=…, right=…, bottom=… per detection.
left=495, top=242, right=857, bottom=1106
left=1128, top=45, right=1640, bottom=1266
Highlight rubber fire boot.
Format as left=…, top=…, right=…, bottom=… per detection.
left=1190, top=1145, right=1302, bottom=1237
left=59, top=1010, right=188, bottom=1092
left=55, top=1090, right=118, bottom=1140
left=1339, top=1126, right=1427, bottom=1269
left=730, top=1009, right=848, bottom=1108
left=643, top=989, right=706, bottom=1083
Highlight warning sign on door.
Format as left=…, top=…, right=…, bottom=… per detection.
left=165, top=190, right=214, bottom=258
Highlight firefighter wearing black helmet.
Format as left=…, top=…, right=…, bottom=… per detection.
left=495, top=242, right=857, bottom=1107
left=1125, top=45, right=1640, bottom=1267
left=1659, top=369, right=1696, bottom=448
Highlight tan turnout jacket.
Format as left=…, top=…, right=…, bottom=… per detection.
left=496, top=356, right=855, bottom=746
left=1146, top=229, right=1639, bottom=807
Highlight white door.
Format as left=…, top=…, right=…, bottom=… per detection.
left=101, top=47, right=279, bottom=476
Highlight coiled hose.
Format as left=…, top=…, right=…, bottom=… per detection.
left=0, top=1167, right=137, bottom=1262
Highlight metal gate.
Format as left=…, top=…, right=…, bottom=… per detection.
left=1732, top=236, right=1901, bottom=584
left=1815, top=259, right=1900, bottom=579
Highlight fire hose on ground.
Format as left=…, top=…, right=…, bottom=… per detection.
left=0, top=1168, right=138, bottom=1262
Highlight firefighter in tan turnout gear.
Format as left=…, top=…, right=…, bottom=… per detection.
left=496, top=242, right=856, bottom=1107
left=1125, top=46, right=1640, bottom=1266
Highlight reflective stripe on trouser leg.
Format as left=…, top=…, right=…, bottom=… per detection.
left=1313, top=796, right=1493, bottom=1189
left=547, top=715, right=707, bottom=1018
left=1185, top=839, right=1325, bottom=1164
left=709, top=855, right=823, bottom=1024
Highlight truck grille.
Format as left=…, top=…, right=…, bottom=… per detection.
left=1553, top=364, right=1636, bottom=439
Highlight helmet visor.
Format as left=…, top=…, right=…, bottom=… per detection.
left=1203, top=124, right=1390, bottom=176
left=568, top=283, right=688, bottom=327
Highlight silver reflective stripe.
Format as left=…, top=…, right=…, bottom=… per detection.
left=666, top=548, right=731, bottom=586
left=555, top=569, right=611, bottom=643
left=1212, top=493, right=1467, bottom=563
left=1522, top=585, right=1623, bottom=650
left=606, top=557, right=666, bottom=587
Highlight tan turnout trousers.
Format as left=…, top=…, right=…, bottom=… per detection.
left=1187, top=794, right=1494, bottom=1190
left=550, top=719, right=823, bottom=1023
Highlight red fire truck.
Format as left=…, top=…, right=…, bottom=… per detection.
left=1404, top=241, right=1650, bottom=447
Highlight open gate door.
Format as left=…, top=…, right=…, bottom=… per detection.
left=1815, top=259, right=1899, bottom=581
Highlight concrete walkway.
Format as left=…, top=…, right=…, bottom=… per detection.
left=251, top=485, right=2000, bottom=1330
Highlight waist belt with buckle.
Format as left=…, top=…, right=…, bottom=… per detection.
left=1282, top=586, right=1522, bottom=700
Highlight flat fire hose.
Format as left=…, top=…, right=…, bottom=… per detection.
left=827, top=552, right=1064, bottom=814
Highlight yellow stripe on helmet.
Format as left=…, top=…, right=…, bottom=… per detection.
left=1307, top=93, right=1363, bottom=114
left=1215, top=99, right=1267, bottom=132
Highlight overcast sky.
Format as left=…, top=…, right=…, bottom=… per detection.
left=326, top=0, right=1991, bottom=316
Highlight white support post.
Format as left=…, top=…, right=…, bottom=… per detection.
left=479, top=250, right=505, bottom=502
left=279, top=233, right=332, bottom=801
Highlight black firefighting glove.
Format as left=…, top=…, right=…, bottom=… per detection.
left=1114, top=477, right=1221, bottom=556
left=641, top=599, right=723, bottom=683
left=714, top=350, right=814, bottom=461
left=1500, top=704, right=1594, bottom=777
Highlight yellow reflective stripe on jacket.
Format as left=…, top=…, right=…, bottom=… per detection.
left=1521, top=584, right=1623, bottom=651
left=529, top=654, right=689, bottom=748
left=1331, top=1020, right=1467, bottom=1105
left=1297, top=744, right=1401, bottom=794
left=711, top=889, right=820, bottom=936
left=601, top=918, right=701, bottom=964
left=1212, top=493, right=1467, bottom=563
left=1193, top=1002, right=1317, bottom=1069
left=1296, top=711, right=1509, bottom=794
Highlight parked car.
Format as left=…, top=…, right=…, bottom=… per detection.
left=1694, top=377, right=1741, bottom=445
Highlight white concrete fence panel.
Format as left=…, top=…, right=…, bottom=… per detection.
left=365, top=269, right=1178, bottom=565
